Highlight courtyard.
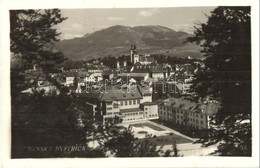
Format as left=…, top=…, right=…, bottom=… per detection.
left=120, top=120, right=194, bottom=145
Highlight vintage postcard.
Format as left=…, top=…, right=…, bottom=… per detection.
left=0, top=0, right=259, bottom=168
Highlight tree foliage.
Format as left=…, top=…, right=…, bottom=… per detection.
left=187, top=6, right=251, bottom=156
left=101, top=126, right=178, bottom=157
left=10, top=9, right=67, bottom=71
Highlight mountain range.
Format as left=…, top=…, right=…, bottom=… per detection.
left=56, top=25, right=202, bottom=60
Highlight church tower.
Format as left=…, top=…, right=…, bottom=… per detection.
left=130, top=43, right=139, bottom=64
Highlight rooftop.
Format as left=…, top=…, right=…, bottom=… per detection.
left=140, top=101, right=157, bottom=106
left=77, top=85, right=143, bottom=102
left=118, top=72, right=149, bottom=77
left=160, top=98, right=220, bottom=115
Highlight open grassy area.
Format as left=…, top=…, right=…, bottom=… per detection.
left=130, top=122, right=165, bottom=131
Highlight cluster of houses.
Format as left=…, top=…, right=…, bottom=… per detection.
left=21, top=44, right=216, bottom=129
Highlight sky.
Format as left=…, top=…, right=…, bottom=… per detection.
left=56, top=7, right=216, bottom=39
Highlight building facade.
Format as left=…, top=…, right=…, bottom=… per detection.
left=158, top=98, right=218, bottom=130
left=78, top=84, right=158, bottom=124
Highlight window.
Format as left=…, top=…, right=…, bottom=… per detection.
left=113, top=103, right=119, bottom=108
left=177, top=115, right=179, bottom=119
left=107, top=107, right=112, bottom=110
left=125, top=101, right=128, bottom=105
left=129, top=100, right=132, bottom=105
left=107, top=102, right=112, bottom=105
left=145, top=108, right=148, bottom=110
left=200, top=120, right=203, bottom=124
left=120, top=101, right=123, bottom=106
left=201, top=114, right=203, bottom=118
left=133, top=100, right=136, bottom=105
left=137, top=100, right=140, bottom=104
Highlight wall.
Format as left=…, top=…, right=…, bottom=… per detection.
left=105, top=101, right=120, bottom=116
left=141, top=95, right=152, bottom=103
left=158, top=104, right=209, bottom=130
left=121, top=111, right=144, bottom=122
left=158, top=105, right=174, bottom=122
left=118, top=99, right=141, bottom=110
left=143, top=105, right=159, bottom=119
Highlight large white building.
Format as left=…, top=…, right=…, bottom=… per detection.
left=158, top=98, right=219, bottom=130
left=78, top=84, right=158, bottom=123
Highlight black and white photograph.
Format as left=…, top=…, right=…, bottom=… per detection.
left=0, top=0, right=259, bottom=167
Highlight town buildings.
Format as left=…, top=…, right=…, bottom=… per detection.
left=77, top=84, right=158, bottom=123
left=20, top=44, right=207, bottom=129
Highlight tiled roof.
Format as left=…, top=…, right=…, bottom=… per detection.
left=118, top=72, right=148, bottom=77
left=160, top=98, right=219, bottom=115
left=100, top=86, right=143, bottom=101
left=76, top=85, right=143, bottom=102
left=140, top=101, right=157, bottom=106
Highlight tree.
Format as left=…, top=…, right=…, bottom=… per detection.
left=102, top=127, right=178, bottom=157
left=11, top=91, right=106, bottom=158
left=10, top=9, right=67, bottom=71
left=187, top=7, right=251, bottom=156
